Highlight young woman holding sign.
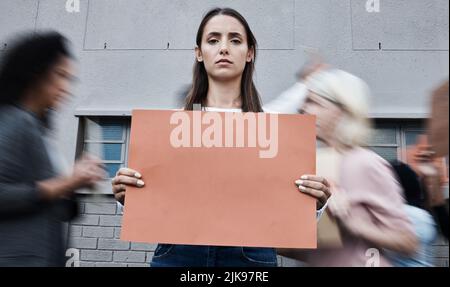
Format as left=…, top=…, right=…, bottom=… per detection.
left=111, top=7, right=331, bottom=267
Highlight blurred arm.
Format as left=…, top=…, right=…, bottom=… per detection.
left=263, top=82, right=308, bottom=114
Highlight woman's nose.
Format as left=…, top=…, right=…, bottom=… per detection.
left=219, top=43, right=229, bottom=55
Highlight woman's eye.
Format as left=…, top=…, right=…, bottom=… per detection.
left=55, top=70, right=66, bottom=78
left=231, top=39, right=241, bottom=44
left=208, top=39, right=219, bottom=44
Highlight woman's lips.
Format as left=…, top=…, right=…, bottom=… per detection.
left=216, top=59, right=233, bottom=65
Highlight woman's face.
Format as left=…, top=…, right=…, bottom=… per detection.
left=37, top=56, right=75, bottom=110
left=300, top=92, right=343, bottom=143
left=196, top=15, right=254, bottom=82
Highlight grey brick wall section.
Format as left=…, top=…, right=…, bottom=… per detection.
left=98, top=239, right=130, bottom=251
left=127, top=263, right=150, bottom=267
left=78, top=195, right=117, bottom=203
left=69, top=226, right=82, bottom=237
left=78, top=203, right=85, bottom=214
left=99, top=215, right=123, bottom=227
left=72, top=215, right=100, bottom=226
left=80, top=262, right=96, bottom=267
left=95, top=262, right=128, bottom=267
left=84, top=203, right=117, bottom=215
left=67, top=195, right=159, bottom=266
left=69, top=237, right=98, bottom=249
left=80, top=261, right=149, bottom=267
left=113, top=251, right=147, bottom=263
left=114, top=228, right=122, bottom=239
left=83, top=226, right=115, bottom=238
left=81, top=250, right=113, bottom=262
left=131, top=243, right=157, bottom=251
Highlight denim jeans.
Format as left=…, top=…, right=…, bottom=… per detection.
left=150, top=244, right=278, bottom=267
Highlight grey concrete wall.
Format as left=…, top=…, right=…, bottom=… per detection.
left=1, top=0, right=448, bottom=267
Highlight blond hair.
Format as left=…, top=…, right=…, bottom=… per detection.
left=304, top=69, right=373, bottom=148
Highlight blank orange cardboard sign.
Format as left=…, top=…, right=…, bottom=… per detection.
left=121, top=110, right=317, bottom=248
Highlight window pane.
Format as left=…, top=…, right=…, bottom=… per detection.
left=85, top=119, right=124, bottom=141
left=405, top=131, right=425, bottom=147
left=369, top=147, right=398, bottom=162
left=84, top=143, right=123, bottom=161
left=103, top=144, right=123, bottom=161
left=105, top=163, right=122, bottom=178
left=368, top=128, right=397, bottom=145
left=101, top=121, right=125, bottom=141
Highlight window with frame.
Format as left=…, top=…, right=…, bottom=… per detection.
left=77, top=117, right=131, bottom=180
left=368, top=119, right=449, bottom=195
left=367, top=120, right=427, bottom=163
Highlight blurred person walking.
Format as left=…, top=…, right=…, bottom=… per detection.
left=0, top=32, right=105, bottom=267
left=279, top=69, right=418, bottom=266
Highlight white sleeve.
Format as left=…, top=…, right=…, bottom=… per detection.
left=263, top=82, right=308, bottom=114
left=316, top=200, right=328, bottom=220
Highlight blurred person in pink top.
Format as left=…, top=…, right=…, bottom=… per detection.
left=280, top=68, right=418, bottom=267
